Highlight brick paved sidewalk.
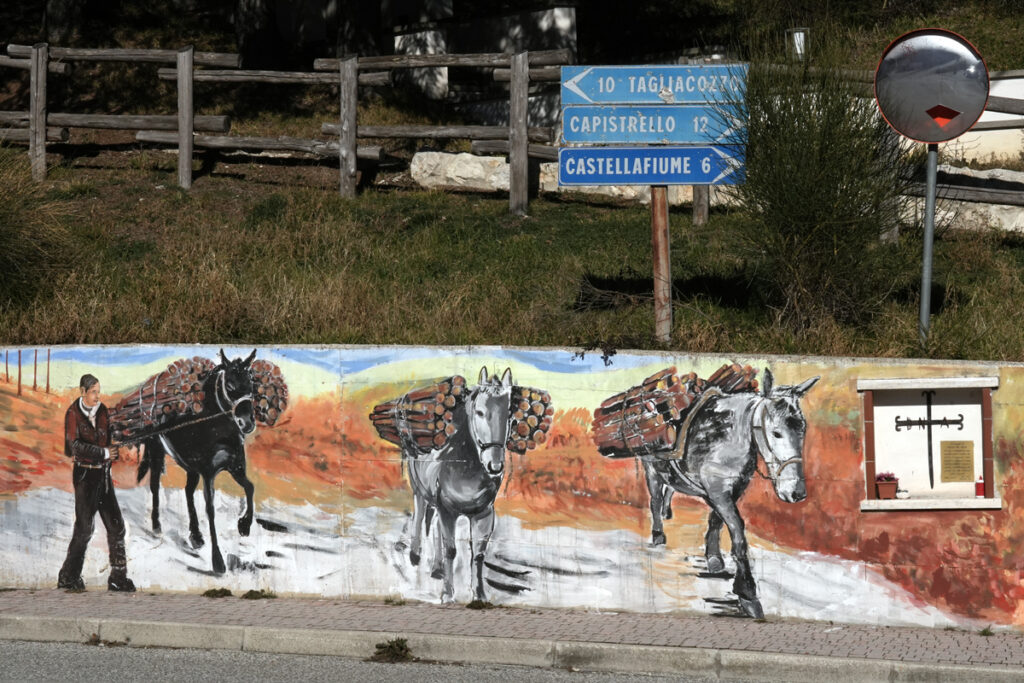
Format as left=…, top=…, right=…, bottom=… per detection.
left=1, top=589, right=1023, bottom=677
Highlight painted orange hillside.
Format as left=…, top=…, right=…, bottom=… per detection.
left=0, top=381, right=139, bottom=495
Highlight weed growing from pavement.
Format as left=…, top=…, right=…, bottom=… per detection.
left=202, top=588, right=233, bottom=598
left=383, top=596, right=406, bottom=606
left=466, top=600, right=496, bottom=610
left=980, top=625, right=995, bottom=636
left=240, top=589, right=276, bottom=600
left=370, top=637, right=414, bottom=663
left=86, top=633, right=127, bottom=647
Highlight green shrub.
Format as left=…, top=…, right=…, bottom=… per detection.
left=0, top=149, right=74, bottom=306
left=715, top=38, right=919, bottom=331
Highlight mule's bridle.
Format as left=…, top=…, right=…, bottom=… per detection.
left=216, top=369, right=254, bottom=431
left=751, top=398, right=803, bottom=482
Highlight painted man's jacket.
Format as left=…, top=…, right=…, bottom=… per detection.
left=64, top=400, right=110, bottom=464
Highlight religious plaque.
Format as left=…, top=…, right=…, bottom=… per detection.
left=940, top=441, right=974, bottom=483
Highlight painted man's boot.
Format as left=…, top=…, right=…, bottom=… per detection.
left=107, top=566, right=135, bottom=592
left=57, top=573, right=85, bottom=591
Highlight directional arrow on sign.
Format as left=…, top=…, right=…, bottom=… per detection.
left=558, top=145, right=744, bottom=186
left=560, top=65, right=746, bottom=106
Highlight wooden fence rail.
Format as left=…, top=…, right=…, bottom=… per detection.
left=135, top=130, right=383, bottom=160
left=155, top=68, right=391, bottom=87
left=6, top=44, right=239, bottom=67
left=0, top=111, right=230, bottom=132
left=0, top=55, right=69, bottom=74
left=320, top=123, right=553, bottom=142
left=470, top=140, right=558, bottom=161
left=312, top=47, right=572, bottom=71
left=0, top=127, right=68, bottom=142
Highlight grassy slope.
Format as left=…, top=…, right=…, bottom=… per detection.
left=2, top=3, right=1024, bottom=357
left=2, top=144, right=1024, bottom=360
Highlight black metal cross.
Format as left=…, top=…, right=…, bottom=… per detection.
left=894, top=390, right=964, bottom=488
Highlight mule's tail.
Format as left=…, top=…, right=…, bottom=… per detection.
left=136, top=440, right=160, bottom=483
left=136, top=449, right=149, bottom=482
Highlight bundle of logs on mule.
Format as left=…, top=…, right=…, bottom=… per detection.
left=506, top=386, right=554, bottom=453
left=369, top=376, right=468, bottom=453
left=251, top=359, right=289, bottom=427
left=110, top=356, right=216, bottom=442
left=109, top=355, right=290, bottom=442
left=591, top=363, right=758, bottom=459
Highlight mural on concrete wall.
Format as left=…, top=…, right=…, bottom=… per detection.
left=370, top=367, right=552, bottom=602
left=2, top=345, right=1024, bottom=631
left=113, top=350, right=288, bottom=574
left=593, top=364, right=818, bottom=619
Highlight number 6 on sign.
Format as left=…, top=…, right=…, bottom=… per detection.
left=701, top=156, right=711, bottom=174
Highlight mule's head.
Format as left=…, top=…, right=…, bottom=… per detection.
left=468, top=367, right=514, bottom=477
left=754, top=369, right=819, bottom=503
left=218, top=348, right=257, bottom=434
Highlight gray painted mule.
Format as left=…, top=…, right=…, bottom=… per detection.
left=404, top=367, right=513, bottom=602
left=642, top=368, right=819, bottom=618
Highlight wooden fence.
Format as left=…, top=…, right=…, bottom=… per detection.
left=1, top=43, right=570, bottom=214
left=3, top=43, right=1024, bottom=213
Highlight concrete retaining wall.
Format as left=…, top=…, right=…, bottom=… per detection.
left=2, top=345, right=1023, bottom=630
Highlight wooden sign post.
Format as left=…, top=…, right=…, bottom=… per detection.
left=558, top=65, right=745, bottom=342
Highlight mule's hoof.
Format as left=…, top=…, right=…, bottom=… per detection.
left=212, top=554, right=226, bottom=575
left=739, top=597, right=764, bottom=619
left=430, top=567, right=444, bottom=580
left=440, top=592, right=455, bottom=604
left=238, top=519, right=252, bottom=537
left=664, top=506, right=673, bottom=520
left=650, top=531, right=667, bottom=547
left=190, top=533, right=205, bottom=549
left=706, top=556, right=725, bottom=573
left=152, top=522, right=162, bottom=535
left=410, top=551, right=421, bottom=566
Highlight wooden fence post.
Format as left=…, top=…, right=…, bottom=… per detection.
left=338, top=56, right=358, bottom=198
left=693, top=185, right=709, bottom=226
left=29, top=43, right=48, bottom=181
left=509, top=51, right=529, bottom=216
left=177, top=46, right=194, bottom=189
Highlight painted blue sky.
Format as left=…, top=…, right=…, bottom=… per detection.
left=39, top=346, right=666, bottom=375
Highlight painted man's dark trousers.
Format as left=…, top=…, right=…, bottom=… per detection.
left=58, top=464, right=127, bottom=585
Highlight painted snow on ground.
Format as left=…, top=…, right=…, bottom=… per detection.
left=0, top=487, right=958, bottom=628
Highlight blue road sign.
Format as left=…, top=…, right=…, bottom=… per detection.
left=558, top=146, right=743, bottom=186
left=561, top=65, right=746, bottom=105
left=561, top=105, right=740, bottom=145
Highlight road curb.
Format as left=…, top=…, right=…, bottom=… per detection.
left=1, top=614, right=1021, bottom=681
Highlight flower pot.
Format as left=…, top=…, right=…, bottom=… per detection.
left=876, top=481, right=898, bottom=499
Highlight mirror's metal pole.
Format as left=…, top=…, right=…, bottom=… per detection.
left=919, top=143, right=938, bottom=347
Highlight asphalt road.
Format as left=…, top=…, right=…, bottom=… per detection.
left=0, top=639, right=713, bottom=682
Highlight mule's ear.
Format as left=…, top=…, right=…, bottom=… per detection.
left=479, top=366, right=489, bottom=385
left=761, top=368, right=774, bottom=396
left=243, top=349, right=257, bottom=367
left=794, top=375, right=820, bottom=397
left=500, top=367, right=513, bottom=386
left=219, top=348, right=228, bottom=365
